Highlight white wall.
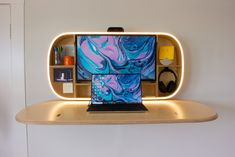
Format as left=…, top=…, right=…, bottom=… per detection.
left=25, top=0, right=235, bottom=157
left=0, top=2, right=27, bottom=157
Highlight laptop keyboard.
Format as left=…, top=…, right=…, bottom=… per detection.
left=87, top=103, right=148, bottom=112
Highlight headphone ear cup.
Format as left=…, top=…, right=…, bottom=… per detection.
left=167, top=81, right=177, bottom=93
left=159, top=81, right=167, bottom=93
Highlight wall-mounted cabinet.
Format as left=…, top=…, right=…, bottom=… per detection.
left=48, top=32, right=184, bottom=100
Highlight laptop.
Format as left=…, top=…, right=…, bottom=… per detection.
left=87, top=74, right=148, bottom=112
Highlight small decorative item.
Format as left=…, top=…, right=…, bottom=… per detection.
left=159, top=46, right=175, bottom=66
left=54, top=46, right=63, bottom=65
left=64, top=56, right=74, bottom=65
left=54, top=68, right=73, bottom=82
left=63, top=83, right=73, bottom=93
left=63, top=44, right=75, bottom=56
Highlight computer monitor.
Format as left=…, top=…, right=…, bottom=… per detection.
left=91, top=74, right=142, bottom=104
left=76, top=35, right=157, bottom=81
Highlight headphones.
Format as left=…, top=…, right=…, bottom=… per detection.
left=158, top=67, right=178, bottom=93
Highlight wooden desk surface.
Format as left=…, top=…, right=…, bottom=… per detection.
left=15, top=100, right=217, bottom=125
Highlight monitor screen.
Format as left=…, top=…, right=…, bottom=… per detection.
left=76, top=35, right=156, bottom=81
left=91, top=74, right=142, bottom=104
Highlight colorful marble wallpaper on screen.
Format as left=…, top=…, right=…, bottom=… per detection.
left=76, top=35, right=157, bottom=80
left=91, top=74, right=141, bottom=104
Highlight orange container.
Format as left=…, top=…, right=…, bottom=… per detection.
left=63, top=56, right=74, bottom=65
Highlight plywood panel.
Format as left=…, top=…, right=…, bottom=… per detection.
left=16, top=100, right=217, bottom=124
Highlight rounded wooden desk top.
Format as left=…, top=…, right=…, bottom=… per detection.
left=15, top=100, right=217, bottom=125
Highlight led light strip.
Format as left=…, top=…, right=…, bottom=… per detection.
left=47, top=32, right=184, bottom=100
left=48, top=100, right=184, bottom=121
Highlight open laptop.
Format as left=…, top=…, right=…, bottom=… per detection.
left=87, top=74, right=148, bottom=112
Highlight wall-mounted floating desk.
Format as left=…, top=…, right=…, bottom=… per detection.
left=16, top=100, right=217, bottom=125
left=16, top=32, right=217, bottom=125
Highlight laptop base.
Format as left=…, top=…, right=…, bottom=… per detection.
left=87, top=103, right=148, bottom=112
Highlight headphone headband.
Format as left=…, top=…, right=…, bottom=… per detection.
left=158, top=67, right=178, bottom=83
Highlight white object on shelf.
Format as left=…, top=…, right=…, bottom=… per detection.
left=63, top=83, right=73, bottom=93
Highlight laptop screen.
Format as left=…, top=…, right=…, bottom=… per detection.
left=91, top=74, right=142, bottom=104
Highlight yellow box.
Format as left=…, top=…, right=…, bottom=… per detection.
left=159, top=46, right=175, bottom=60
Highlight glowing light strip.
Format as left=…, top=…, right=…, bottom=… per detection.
left=47, top=32, right=184, bottom=100
left=48, top=100, right=184, bottom=121
left=143, top=100, right=185, bottom=119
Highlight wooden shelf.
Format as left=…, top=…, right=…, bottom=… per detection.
left=50, top=65, right=74, bottom=68
left=157, top=65, right=181, bottom=68
left=75, top=82, right=90, bottom=85
left=15, top=100, right=217, bottom=125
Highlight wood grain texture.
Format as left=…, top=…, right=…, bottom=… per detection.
left=15, top=100, right=217, bottom=125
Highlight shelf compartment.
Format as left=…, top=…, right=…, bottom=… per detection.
left=49, top=35, right=75, bottom=66
left=142, top=82, right=157, bottom=97
left=75, top=84, right=91, bottom=98
left=15, top=100, right=217, bottom=125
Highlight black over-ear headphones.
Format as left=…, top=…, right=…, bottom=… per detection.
left=158, top=67, right=178, bottom=93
